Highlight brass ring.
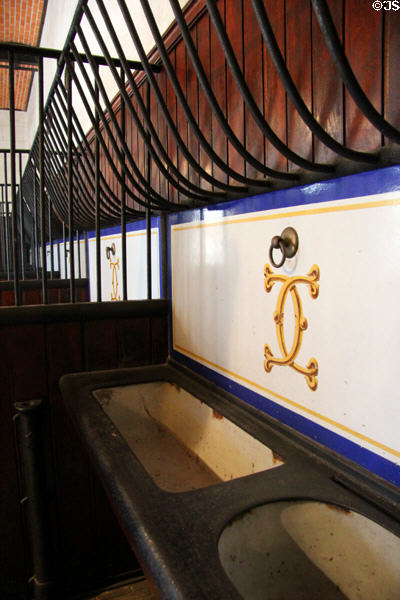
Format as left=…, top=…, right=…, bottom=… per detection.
left=269, top=236, right=286, bottom=268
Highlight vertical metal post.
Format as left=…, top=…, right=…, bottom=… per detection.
left=76, top=229, right=81, bottom=278
left=57, top=238, right=61, bottom=278
left=9, top=51, right=20, bottom=304
left=4, top=154, right=10, bottom=280
left=18, top=153, right=26, bottom=279
left=160, top=212, right=168, bottom=299
left=38, top=55, right=48, bottom=303
left=66, top=58, right=75, bottom=302
left=48, top=197, right=54, bottom=280
left=120, top=68, right=127, bottom=300
left=63, top=221, right=67, bottom=278
left=146, top=81, right=152, bottom=300
left=84, top=230, right=89, bottom=281
left=0, top=185, right=5, bottom=274
left=1, top=185, right=9, bottom=278
left=33, top=178, right=39, bottom=278
left=94, top=73, right=101, bottom=302
left=14, top=399, right=54, bottom=599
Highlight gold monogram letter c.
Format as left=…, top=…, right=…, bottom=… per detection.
left=264, top=264, right=319, bottom=391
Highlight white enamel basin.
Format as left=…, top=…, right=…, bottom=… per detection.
left=218, top=500, right=400, bottom=600
left=93, top=381, right=283, bottom=492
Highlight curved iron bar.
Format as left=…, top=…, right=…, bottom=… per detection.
left=75, top=20, right=222, bottom=205
left=66, top=50, right=177, bottom=213
left=205, top=0, right=334, bottom=173
left=168, top=0, right=300, bottom=179
left=55, top=83, right=143, bottom=220
left=41, top=129, right=92, bottom=226
left=47, top=100, right=112, bottom=222
left=49, top=94, right=130, bottom=222
left=311, top=0, right=400, bottom=143
left=88, top=0, right=239, bottom=197
left=45, top=108, right=107, bottom=228
left=44, top=108, right=104, bottom=224
left=81, top=9, right=228, bottom=204
left=31, top=145, right=71, bottom=230
left=139, top=0, right=273, bottom=189
left=70, top=40, right=184, bottom=210
left=249, top=0, right=378, bottom=164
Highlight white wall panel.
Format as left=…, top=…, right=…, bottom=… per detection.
left=171, top=192, right=400, bottom=477
left=88, top=227, right=160, bottom=301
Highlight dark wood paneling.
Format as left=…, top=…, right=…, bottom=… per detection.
left=243, top=0, right=265, bottom=179
left=0, top=328, right=27, bottom=600
left=263, top=0, right=287, bottom=172
left=156, top=68, right=169, bottom=198
left=384, top=10, right=400, bottom=137
left=0, top=309, right=168, bottom=599
left=286, top=0, right=313, bottom=170
left=197, top=14, right=213, bottom=192
left=46, top=321, right=96, bottom=587
left=116, top=317, right=151, bottom=367
left=226, top=0, right=245, bottom=177
left=210, top=0, right=228, bottom=186
left=176, top=40, right=189, bottom=203
left=312, top=0, right=343, bottom=164
left=166, top=49, right=178, bottom=204
left=84, top=319, right=118, bottom=371
left=345, top=0, right=382, bottom=151
left=187, top=23, right=200, bottom=188
left=151, top=315, right=169, bottom=364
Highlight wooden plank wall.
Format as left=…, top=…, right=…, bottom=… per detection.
left=94, top=0, right=399, bottom=214
left=0, top=281, right=89, bottom=306
left=0, top=309, right=168, bottom=599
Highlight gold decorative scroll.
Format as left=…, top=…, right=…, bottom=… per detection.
left=109, top=255, right=120, bottom=301
left=264, top=264, right=319, bottom=391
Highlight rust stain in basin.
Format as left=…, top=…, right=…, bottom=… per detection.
left=212, top=409, right=224, bottom=420
left=272, top=451, right=283, bottom=465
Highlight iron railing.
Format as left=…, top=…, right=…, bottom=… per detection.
left=0, top=0, right=399, bottom=306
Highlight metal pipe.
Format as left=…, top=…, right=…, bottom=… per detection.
left=62, top=221, right=67, bottom=279
left=38, top=56, right=48, bottom=304
left=18, top=153, right=26, bottom=279
left=120, top=68, right=127, bottom=301
left=57, top=238, right=61, bottom=279
left=48, top=195, right=54, bottom=280
left=160, top=213, right=168, bottom=300
left=8, top=50, right=21, bottom=306
left=4, top=152, right=11, bottom=280
left=13, top=399, right=54, bottom=599
left=0, top=40, right=161, bottom=72
left=76, top=229, right=81, bottom=279
left=0, top=185, right=5, bottom=273
left=146, top=81, right=152, bottom=300
left=94, top=74, right=101, bottom=303
left=84, top=230, right=88, bottom=281
left=33, top=176, right=39, bottom=278
left=66, top=58, right=75, bottom=302
left=1, top=185, right=9, bottom=278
